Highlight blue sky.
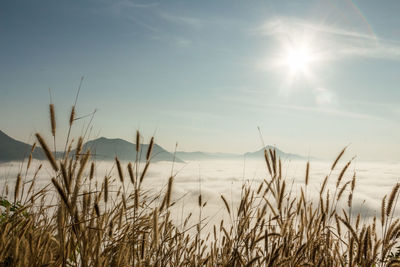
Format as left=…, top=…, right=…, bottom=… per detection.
left=1, top=0, right=400, bottom=160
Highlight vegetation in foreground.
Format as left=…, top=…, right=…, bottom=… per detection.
left=1, top=104, right=400, bottom=266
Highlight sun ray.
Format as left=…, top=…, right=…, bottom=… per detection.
left=285, top=45, right=312, bottom=73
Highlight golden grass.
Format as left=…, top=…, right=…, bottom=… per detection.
left=2, top=107, right=400, bottom=266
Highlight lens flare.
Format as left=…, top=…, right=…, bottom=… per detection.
left=285, top=46, right=312, bottom=72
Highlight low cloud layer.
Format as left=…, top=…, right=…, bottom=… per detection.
left=1, top=158, right=399, bottom=229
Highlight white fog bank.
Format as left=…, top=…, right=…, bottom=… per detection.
left=1, top=158, right=400, bottom=228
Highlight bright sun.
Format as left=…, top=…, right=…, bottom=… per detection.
left=267, top=36, right=321, bottom=83
left=285, top=47, right=312, bottom=73
left=272, top=39, right=319, bottom=81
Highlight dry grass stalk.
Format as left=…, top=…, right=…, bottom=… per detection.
left=115, top=157, right=124, bottom=183
left=3, top=121, right=400, bottom=266
left=221, top=195, right=231, bottom=215
left=264, top=149, right=272, bottom=176
left=382, top=195, right=387, bottom=226
left=60, top=163, right=70, bottom=194
left=305, top=161, right=310, bottom=186
left=387, top=183, right=400, bottom=218
left=331, top=146, right=347, bottom=171
left=128, top=162, right=134, bottom=185
left=166, top=176, right=173, bottom=208
left=35, top=133, right=58, bottom=172
left=136, top=130, right=140, bottom=152
left=146, top=137, right=154, bottom=161
left=49, top=104, right=56, bottom=137
left=69, top=106, right=75, bottom=126
left=51, top=177, right=71, bottom=211
left=104, top=176, right=109, bottom=203
left=14, top=173, right=22, bottom=202
left=89, top=162, right=95, bottom=180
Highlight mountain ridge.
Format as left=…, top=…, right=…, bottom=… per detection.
left=0, top=130, right=45, bottom=161
left=81, top=137, right=183, bottom=162
left=0, top=130, right=307, bottom=163
left=176, top=146, right=306, bottom=161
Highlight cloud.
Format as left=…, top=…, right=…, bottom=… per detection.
left=266, top=103, right=380, bottom=120
left=2, top=159, right=399, bottom=226
left=257, top=16, right=375, bottom=40
left=92, top=0, right=161, bottom=33
left=223, top=89, right=380, bottom=121
left=159, top=12, right=204, bottom=29
left=98, top=0, right=159, bottom=10
left=256, top=16, right=400, bottom=61
left=93, top=2, right=199, bottom=48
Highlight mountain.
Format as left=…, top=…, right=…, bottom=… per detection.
left=244, top=146, right=305, bottom=160
left=177, top=146, right=307, bottom=161
left=0, top=129, right=305, bottom=163
left=0, top=130, right=45, bottom=162
left=81, top=137, right=184, bottom=163
left=0, top=131, right=182, bottom=163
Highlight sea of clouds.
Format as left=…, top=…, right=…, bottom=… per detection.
left=1, top=158, right=400, bottom=230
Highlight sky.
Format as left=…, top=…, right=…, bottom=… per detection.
left=1, top=0, right=400, bottom=161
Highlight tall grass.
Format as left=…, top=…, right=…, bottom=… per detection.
left=1, top=105, right=400, bottom=266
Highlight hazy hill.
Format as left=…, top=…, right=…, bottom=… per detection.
left=81, top=137, right=184, bottom=163
left=244, top=146, right=305, bottom=160
left=177, top=146, right=306, bottom=161
left=0, top=130, right=45, bottom=162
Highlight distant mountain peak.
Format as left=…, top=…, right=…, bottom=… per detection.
left=176, top=146, right=306, bottom=161
left=244, top=146, right=304, bottom=160
left=0, top=130, right=45, bottom=162
left=82, top=136, right=183, bottom=163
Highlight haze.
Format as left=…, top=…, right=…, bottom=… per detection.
left=1, top=0, right=400, bottom=161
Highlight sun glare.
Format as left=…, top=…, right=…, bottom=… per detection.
left=285, top=47, right=312, bottom=72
